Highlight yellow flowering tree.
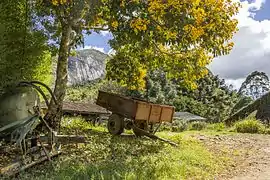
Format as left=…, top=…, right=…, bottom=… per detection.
left=106, top=0, right=239, bottom=90
left=36, top=0, right=239, bottom=130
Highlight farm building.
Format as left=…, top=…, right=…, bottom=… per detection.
left=173, top=112, right=207, bottom=122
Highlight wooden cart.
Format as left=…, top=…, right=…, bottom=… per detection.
left=96, top=90, right=175, bottom=136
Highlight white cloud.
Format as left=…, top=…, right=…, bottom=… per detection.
left=209, top=0, right=270, bottom=90
left=79, top=45, right=106, bottom=53
left=108, top=49, right=116, bottom=56
left=226, top=78, right=245, bottom=90
left=100, top=31, right=110, bottom=36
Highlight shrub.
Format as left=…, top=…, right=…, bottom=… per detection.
left=171, top=120, right=188, bottom=132
left=206, top=123, right=225, bottom=132
left=158, top=122, right=172, bottom=132
left=264, top=128, right=270, bottom=134
left=234, top=119, right=265, bottom=134
left=188, top=121, right=207, bottom=131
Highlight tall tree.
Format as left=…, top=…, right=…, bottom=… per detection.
left=238, top=71, right=270, bottom=100
left=36, top=0, right=239, bottom=130
left=125, top=69, right=178, bottom=104
left=0, top=0, right=52, bottom=93
left=178, top=70, right=240, bottom=122
left=125, top=69, right=241, bottom=122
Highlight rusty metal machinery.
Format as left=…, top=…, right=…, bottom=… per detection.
left=0, top=81, right=85, bottom=177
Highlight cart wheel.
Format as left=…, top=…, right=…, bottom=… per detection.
left=133, top=121, right=148, bottom=137
left=107, top=114, right=124, bottom=135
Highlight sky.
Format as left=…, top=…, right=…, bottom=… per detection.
left=81, top=0, right=270, bottom=90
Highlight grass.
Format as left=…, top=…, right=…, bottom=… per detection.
left=11, top=117, right=231, bottom=180
left=234, top=118, right=265, bottom=134
left=206, top=122, right=225, bottom=132
left=232, top=112, right=270, bottom=134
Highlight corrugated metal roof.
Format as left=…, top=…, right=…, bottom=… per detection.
left=173, top=112, right=206, bottom=122
left=41, top=101, right=110, bottom=115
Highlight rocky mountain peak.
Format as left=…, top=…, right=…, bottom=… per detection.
left=67, top=49, right=108, bottom=85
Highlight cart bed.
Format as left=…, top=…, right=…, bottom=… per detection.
left=96, top=91, right=174, bottom=123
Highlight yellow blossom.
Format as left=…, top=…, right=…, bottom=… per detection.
left=111, top=21, right=119, bottom=30
left=51, top=0, right=68, bottom=6
left=130, top=18, right=150, bottom=32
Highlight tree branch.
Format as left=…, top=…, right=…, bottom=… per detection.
left=152, top=42, right=185, bottom=56
left=81, top=25, right=109, bottom=31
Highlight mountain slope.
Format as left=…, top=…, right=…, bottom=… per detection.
left=67, top=49, right=108, bottom=85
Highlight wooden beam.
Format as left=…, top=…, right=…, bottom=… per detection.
left=38, top=134, right=87, bottom=144
left=0, top=151, right=61, bottom=177
left=132, top=125, right=178, bottom=147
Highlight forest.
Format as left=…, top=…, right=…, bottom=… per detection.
left=1, top=0, right=270, bottom=179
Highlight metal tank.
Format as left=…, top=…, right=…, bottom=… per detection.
left=0, top=86, right=40, bottom=128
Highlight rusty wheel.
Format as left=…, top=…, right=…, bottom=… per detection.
left=107, top=114, right=124, bottom=135
left=133, top=120, right=148, bottom=137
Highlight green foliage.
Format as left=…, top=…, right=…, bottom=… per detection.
left=166, top=71, right=242, bottom=122
left=234, top=119, right=265, bottom=134
left=206, top=123, right=226, bottom=132
left=65, top=82, right=102, bottom=103
left=61, top=116, right=93, bottom=132
left=231, top=96, right=253, bottom=114
left=171, top=120, right=188, bottom=132
left=188, top=121, right=207, bottom=131
left=264, top=128, right=270, bottom=135
left=32, top=51, right=53, bottom=86
left=173, top=96, right=209, bottom=118
left=145, top=70, right=177, bottom=104
left=0, top=0, right=52, bottom=92
left=126, top=70, right=179, bottom=105
left=65, top=80, right=125, bottom=102
left=177, top=71, right=241, bottom=122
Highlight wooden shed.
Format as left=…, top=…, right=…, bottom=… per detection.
left=41, top=101, right=111, bottom=120
left=173, top=112, right=207, bottom=122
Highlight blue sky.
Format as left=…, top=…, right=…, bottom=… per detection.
left=83, top=32, right=112, bottom=53
left=253, top=0, right=270, bottom=20
left=82, top=0, right=270, bottom=89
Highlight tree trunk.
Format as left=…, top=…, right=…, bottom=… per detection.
left=44, top=24, right=72, bottom=131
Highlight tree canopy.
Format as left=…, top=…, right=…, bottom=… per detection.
left=106, top=0, right=240, bottom=90
left=0, top=0, right=53, bottom=93
left=238, top=71, right=270, bottom=100
left=32, top=0, right=240, bottom=129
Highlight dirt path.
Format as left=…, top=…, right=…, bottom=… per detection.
left=194, top=133, right=270, bottom=180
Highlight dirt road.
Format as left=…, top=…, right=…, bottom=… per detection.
left=195, top=133, right=270, bottom=180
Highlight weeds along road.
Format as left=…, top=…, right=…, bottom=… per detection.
left=195, top=133, right=270, bottom=180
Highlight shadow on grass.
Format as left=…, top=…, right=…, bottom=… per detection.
left=13, top=119, right=225, bottom=180
left=16, top=129, right=167, bottom=180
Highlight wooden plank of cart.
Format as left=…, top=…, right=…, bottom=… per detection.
left=96, top=90, right=177, bottom=146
